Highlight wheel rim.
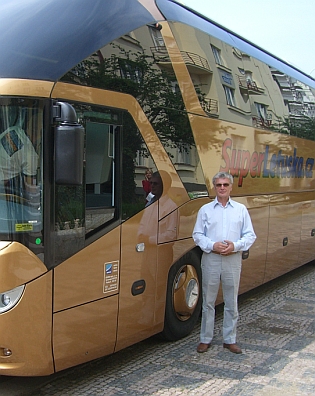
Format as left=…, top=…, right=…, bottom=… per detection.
left=172, top=264, right=200, bottom=321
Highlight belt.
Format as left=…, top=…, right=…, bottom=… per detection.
left=211, top=251, right=237, bottom=256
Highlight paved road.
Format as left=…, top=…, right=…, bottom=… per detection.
left=1, top=261, right=315, bottom=396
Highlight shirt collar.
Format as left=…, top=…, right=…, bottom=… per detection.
left=214, top=196, right=233, bottom=207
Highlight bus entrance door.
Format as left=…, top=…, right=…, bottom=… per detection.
left=116, top=202, right=159, bottom=351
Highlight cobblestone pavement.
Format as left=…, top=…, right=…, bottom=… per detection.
left=3, top=262, right=315, bottom=396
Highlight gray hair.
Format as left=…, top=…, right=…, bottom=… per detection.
left=212, top=172, right=233, bottom=186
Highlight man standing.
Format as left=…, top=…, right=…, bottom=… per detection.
left=192, top=171, right=256, bottom=354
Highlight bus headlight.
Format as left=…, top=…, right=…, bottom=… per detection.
left=0, top=285, right=25, bottom=313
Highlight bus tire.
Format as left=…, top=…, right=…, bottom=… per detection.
left=160, top=249, right=202, bottom=341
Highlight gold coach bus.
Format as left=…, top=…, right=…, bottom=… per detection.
left=0, top=0, right=314, bottom=376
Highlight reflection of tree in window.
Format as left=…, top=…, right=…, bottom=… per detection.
left=121, top=111, right=143, bottom=209
left=61, top=40, right=202, bottom=216
left=55, top=185, right=84, bottom=230
left=276, top=116, right=315, bottom=140
left=61, top=43, right=194, bottom=152
left=118, top=59, right=143, bottom=83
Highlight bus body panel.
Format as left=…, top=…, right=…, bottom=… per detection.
left=53, top=227, right=121, bottom=312
left=116, top=201, right=181, bottom=351
left=264, top=192, right=315, bottom=282
left=0, top=79, right=53, bottom=98
left=176, top=198, right=211, bottom=242
left=300, top=198, right=315, bottom=264
left=0, top=272, right=53, bottom=376
left=116, top=208, right=160, bottom=350
left=0, top=242, right=47, bottom=294
left=265, top=197, right=301, bottom=281
left=53, top=228, right=120, bottom=372
left=53, top=295, right=118, bottom=373
left=237, top=204, right=268, bottom=294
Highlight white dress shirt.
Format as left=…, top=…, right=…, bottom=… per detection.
left=192, top=197, right=256, bottom=253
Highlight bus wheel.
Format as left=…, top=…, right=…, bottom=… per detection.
left=160, top=250, right=202, bottom=341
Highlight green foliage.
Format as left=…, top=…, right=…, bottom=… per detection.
left=117, top=110, right=143, bottom=204
left=61, top=42, right=197, bottom=205
left=55, top=185, right=84, bottom=229
left=276, top=116, right=315, bottom=141
left=62, top=44, right=194, bottom=150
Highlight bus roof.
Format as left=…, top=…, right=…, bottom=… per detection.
left=1, top=0, right=314, bottom=89
left=0, top=0, right=158, bottom=81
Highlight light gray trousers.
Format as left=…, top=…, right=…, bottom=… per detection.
left=200, top=252, right=242, bottom=344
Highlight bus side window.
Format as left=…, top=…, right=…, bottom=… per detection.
left=53, top=100, right=159, bottom=266
left=85, top=122, right=116, bottom=233
left=54, top=114, right=118, bottom=264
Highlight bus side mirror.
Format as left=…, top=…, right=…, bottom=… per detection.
left=55, top=124, right=84, bottom=185
left=54, top=102, right=84, bottom=185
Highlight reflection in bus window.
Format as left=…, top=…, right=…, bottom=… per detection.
left=121, top=111, right=157, bottom=219
left=61, top=25, right=208, bottom=198
left=54, top=104, right=159, bottom=264
left=85, top=122, right=116, bottom=232
left=211, top=45, right=224, bottom=66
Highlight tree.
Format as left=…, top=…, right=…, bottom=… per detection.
left=61, top=43, right=196, bottom=204
left=62, top=44, right=194, bottom=150
left=277, top=116, right=315, bottom=141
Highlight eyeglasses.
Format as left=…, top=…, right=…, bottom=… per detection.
left=215, top=183, right=230, bottom=188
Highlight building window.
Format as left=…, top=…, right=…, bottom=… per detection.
left=255, top=102, right=267, bottom=120
left=176, top=145, right=191, bottom=165
left=135, top=144, right=153, bottom=167
left=253, top=102, right=272, bottom=128
left=238, top=68, right=245, bottom=76
left=245, top=71, right=253, bottom=83
left=171, top=81, right=180, bottom=94
left=118, top=59, right=142, bottom=84
left=223, top=86, right=236, bottom=107
left=150, top=27, right=164, bottom=48
left=239, top=69, right=252, bottom=83
left=136, top=149, right=145, bottom=166
left=211, top=45, right=223, bottom=65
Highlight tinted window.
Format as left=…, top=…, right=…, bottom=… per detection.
left=61, top=25, right=207, bottom=198
left=0, top=98, right=44, bottom=259
left=0, top=0, right=156, bottom=80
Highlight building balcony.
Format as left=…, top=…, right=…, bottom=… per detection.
left=288, top=103, right=304, bottom=112
left=151, top=46, right=211, bottom=74
left=200, top=98, right=219, bottom=117
left=238, top=76, right=264, bottom=94
left=289, top=112, right=308, bottom=121
left=252, top=116, right=272, bottom=129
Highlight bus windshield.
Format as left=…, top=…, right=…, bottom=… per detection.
left=0, top=98, right=43, bottom=259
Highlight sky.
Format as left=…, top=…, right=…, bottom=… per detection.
left=178, top=0, right=315, bottom=78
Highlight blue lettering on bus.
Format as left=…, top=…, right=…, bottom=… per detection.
left=221, top=138, right=314, bottom=186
